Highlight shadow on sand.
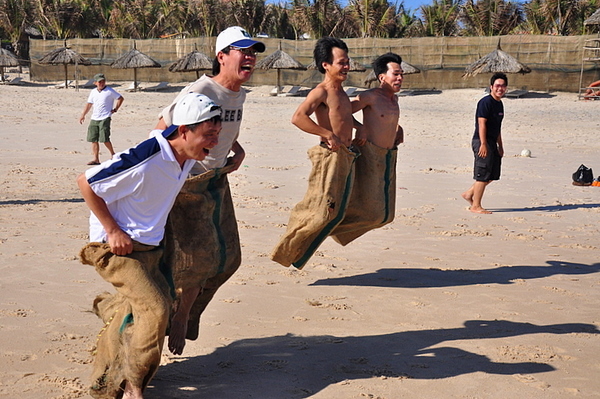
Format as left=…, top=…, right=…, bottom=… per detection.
left=309, top=260, right=600, bottom=289
left=489, top=202, right=600, bottom=213
left=0, top=198, right=84, bottom=206
left=149, top=319, right=598, bottom=398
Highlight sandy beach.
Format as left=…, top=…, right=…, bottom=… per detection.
left=0, top=79, right=599, bottom=399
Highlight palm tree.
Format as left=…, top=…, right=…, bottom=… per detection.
left=291, top=0, right=342, bottom=39
left=349, top=0, right=395, bottom=38
left=0, top=0, right=36, bottom=60
left=420, top=0, right=462, bottom=36
left=460, top=0, right=524, bottom=36
left=107, top=0, right=161, bottom=39
left=187, top=0, right=222, bottom=37
left=156, top=0, right=190, bottom=37
left=522, top=0, right=548, bottom=34
left=264, top=2, right=296, bottom=39
left=392, top=3, right=424, bottom=37
left=540, top=0, right=583, bottom=35
left=35, top=0, right=87, bottom=39
left=225, top=0, right=269, bottom=36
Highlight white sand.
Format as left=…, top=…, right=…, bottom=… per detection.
left=0, top=81, right=599, bottom=399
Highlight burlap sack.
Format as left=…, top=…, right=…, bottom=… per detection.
left=163, top=164, right=241, bottom=341
left=80, top=242, right=171, bottom=399
left=270, top=144, right=359, bottom=269
left=331, top=141, right=397, bottom=246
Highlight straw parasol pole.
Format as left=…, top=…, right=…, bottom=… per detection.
left=255, top=41, right=306, bottom=95
left=111, top=41, right=161, bottom=91
left=168, top=44, right=213, bottom=79
left=462, top=39, right=531, bottom=78
left=0, top=48, right=20, bottom=81
left=38, top=41, right=91, bottom=88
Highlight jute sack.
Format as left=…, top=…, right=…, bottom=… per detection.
left=331, top=141, right=397, bottom=245
left=271, top=144, right=359, bottom=269
left=80, top=242, right=171, bottom=399
left=163, top=164, right=241, bottom=341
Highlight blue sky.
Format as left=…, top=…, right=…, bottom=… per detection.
left=336, top=0, right=431, bottom=13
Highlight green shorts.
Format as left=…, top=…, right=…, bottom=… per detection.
left=87, top=117, right=112, bottom=142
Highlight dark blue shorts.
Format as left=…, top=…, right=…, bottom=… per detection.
left=472, top=141, right=501, bottom=181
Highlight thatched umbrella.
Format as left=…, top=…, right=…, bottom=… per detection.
left=38, top=43, right=91, bottom=88
left=111, top=42, right=161, bottom=91
left=584, top=8, right=600, bottom=26
left=168, top=45, right=213, bottom=79
left=462, top=40, right=531, bottom=78
left=0, top=48, right=20, bottom=81
left=363, top=60, right=421, bottom=88
left=307, top=57, right=366, bottom=72
left=255, top=42, right=306, bottom=95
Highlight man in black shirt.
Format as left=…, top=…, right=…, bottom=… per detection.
left=461, top=72, right=507, bottom=214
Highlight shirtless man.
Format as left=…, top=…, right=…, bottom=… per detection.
left=352, top=52, right=404, bottom=149
left=271, top=37, right=358, bottom=269
left=326, top=53, right=404, bottom=246
left=291, top=36, right=354, bottom=150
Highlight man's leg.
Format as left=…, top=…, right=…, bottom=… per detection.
left=99, top=118, right=115, bottom=160
left=104, top=141, right=116, bottom=157
left=87, top=121, right=101, bottom=164
left=461, top=184, right=474, bottom=206
left=90, top=142, right=100, bottom=164
left=470, top=180, right=492, bottom=214
left=123, top=381, right=143, bottom=399
left=168, top=285, right=201, bottom=355
left=81, top=243, right=171, bottom=398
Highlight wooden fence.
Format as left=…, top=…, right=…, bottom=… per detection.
left=29, top=35, right=600, bottom=92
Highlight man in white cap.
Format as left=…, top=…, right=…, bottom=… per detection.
left=153, top=26, right=265, bottom=356
left=78, top=93, right=221, bottom=399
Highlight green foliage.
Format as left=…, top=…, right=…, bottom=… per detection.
left=2, top=0, right=600, bottom=43
left=420, top=0, right=462, bottom=36
left=461, top=0, right=524, bottom=36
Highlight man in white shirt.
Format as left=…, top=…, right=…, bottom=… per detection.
left=79, top=73, right=124, bottom=165
left=78, top=93, right=221, bottom=399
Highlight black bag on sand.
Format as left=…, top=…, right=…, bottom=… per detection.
left=572, top=164, right=594, bottom=186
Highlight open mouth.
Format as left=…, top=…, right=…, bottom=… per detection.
left=203, top=148, right=210, bottom=155
left=241, top=64, right=253, bottom=72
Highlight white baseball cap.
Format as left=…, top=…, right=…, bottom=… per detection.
left=215, top=26, right=266, bottom=56
left=163, top=93, right=221, bottom=137
left=173, top=93, right=221, bottom=125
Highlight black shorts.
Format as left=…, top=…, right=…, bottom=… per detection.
left=472, top=141, right=501, bottom=181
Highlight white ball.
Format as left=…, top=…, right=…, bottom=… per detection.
left=520, top=149, right=531, bottom=157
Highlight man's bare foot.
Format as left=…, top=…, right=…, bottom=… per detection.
left=461, top=192, right=473, bottom=206
left=469, top=206, right=492, bottom=214
left=122, top=381, right=143, bottom=399
left=168, top=318, right=187, bottom=355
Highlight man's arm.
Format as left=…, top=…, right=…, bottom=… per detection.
left=496, top=133, right=504, bottom=157
left=395, top=125, right=404, bottom=146
left=477, top=117, right=488, bottom=158
left=112, top=96, right=124, bottom=114
left=227, top=141, right=246, bottom=171
left=79, top=103, right=92, bottom=124
left=76, top=173, right=133, bottom=255
left=351, top=94, right=370, bottom=146
left=291, top=87, right=342, bottom=151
